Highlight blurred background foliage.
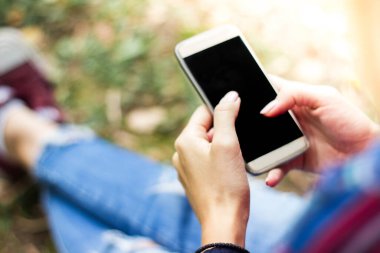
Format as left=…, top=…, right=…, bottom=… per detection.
left=0, top=0, right=204, bottom=251
left=0, top=0, right=204, bottom=161
left=0, top=0, right=360, bottom=251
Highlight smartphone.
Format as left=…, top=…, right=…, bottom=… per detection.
left=175, top=25, right=308, bottom=175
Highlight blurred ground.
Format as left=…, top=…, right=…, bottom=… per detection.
left=0, top=0, right=365, bottom=252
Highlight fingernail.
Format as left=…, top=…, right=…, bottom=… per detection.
left=221, top=91, right=239, bottom=103
left=260, top=100, right=278, bottom=114
left=265, top=179, right=276, bottom=187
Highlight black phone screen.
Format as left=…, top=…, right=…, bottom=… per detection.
left=183, top=36, right=303, bottom=162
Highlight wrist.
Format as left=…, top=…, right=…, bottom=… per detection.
left=201, top=205, right=249, bottom=248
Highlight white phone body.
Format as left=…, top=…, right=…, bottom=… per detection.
left=175, top=25, right=308, bottom=175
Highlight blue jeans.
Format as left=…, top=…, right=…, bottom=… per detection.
left=34, top=132, right=306, bottom=253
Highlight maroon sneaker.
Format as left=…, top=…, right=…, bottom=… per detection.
left=0, top=61, right=64, bottom=123
left=0, top=64, right=64, bottom=180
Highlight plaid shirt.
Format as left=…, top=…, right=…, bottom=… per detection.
left=277, top=139, right=380, bottom=253
left=200, top=139, right=380, bottom=253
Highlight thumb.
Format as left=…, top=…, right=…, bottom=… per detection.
left=260, top=78, right=330, bottom=117
left=213, top=91, right=241, bottom=141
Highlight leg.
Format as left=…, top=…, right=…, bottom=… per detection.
left=245, top=178, right=306, bottom=252
left=5, top=107, right=306, bottom=252
left=5, top=106, right=202, bottom=252
left=40, top=138, right=305, bottom=253
left=0, top=28, right=64, bottom=178
left=43, top=190, right=172, bottom=253
left=36, top=136, right=202, bottom=252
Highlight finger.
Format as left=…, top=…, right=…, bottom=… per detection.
left=265, top=154, right=303, bottom=187
left=206, top=128, right=214, bottom=142
left=177, top=106, right=213, bottom=147
left=268, top=75, right=282, bottom=92
left=186, top=105, right=213, bottom=132
left=213, top=91, right=241, bottom=141
left=172, top=152, right=186, bottom=186
left=261, top=77, right=334, bottom=117
left=265, top=168, right=288, bottom=187
left=172, top=152, right=180, bottom=170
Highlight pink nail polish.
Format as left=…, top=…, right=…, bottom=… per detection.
left=266, top=180, right=275, bottom=187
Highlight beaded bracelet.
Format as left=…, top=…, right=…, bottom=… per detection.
left=195, top=242, right=250, bottom=253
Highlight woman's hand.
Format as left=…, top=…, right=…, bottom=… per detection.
left=263, top=77, right=380, bottom=186
left=173, top=91, right=249, bottom=247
